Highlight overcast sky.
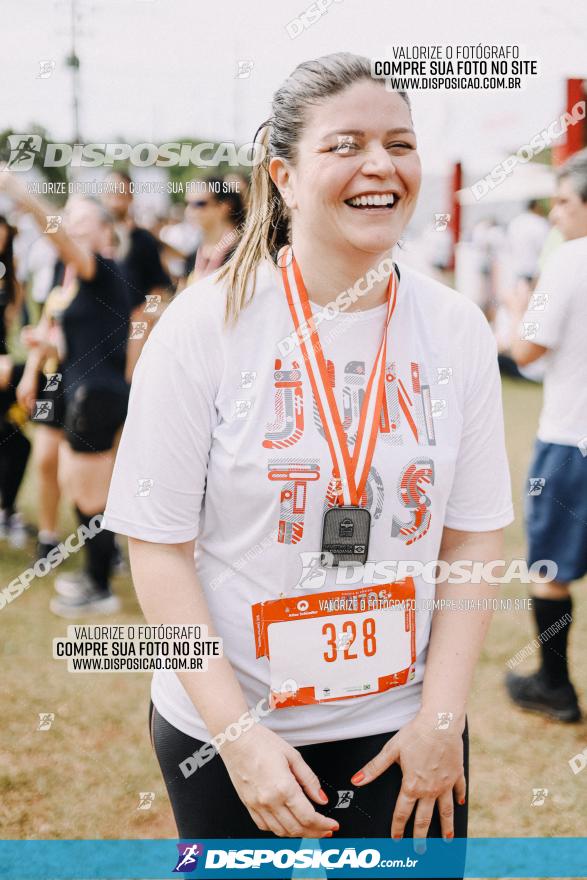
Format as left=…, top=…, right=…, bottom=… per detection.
left=2, top=0, right=586, bottom=175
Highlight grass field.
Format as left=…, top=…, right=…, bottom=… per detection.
left=0, top=376, right=585, bottom=849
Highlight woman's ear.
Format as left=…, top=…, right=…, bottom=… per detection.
left=269, top=157, right=297, bottom=210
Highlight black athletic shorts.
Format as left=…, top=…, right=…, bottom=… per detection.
left=0, top=367, right=127, bottom=453
left=149, top=703, right=468, bottom=878
left=63, top=384, right=129, bottom=452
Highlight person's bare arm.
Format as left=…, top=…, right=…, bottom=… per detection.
left=419, top=526, right=503, bottom=728
left=127, top=536, right=339, bottom=838
left=129, top=537, right=250, bottom=731
left=0, top=168, right=95, bottom=280
left=125, top=289, right=171, bottom=382
left=504, top=286, right=548, bottom=366
left=351, top=527, right=504, bottom=840
left=15, top=310, right=54, bottom=412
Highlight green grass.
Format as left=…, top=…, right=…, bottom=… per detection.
left=0, top=377, right=585, bottom=842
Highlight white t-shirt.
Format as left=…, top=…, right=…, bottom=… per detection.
left=521, top=237, right=587, bottom=447
left=507, top=211, right=550, bottom=279
left=104, top=258, right=514, bottom=746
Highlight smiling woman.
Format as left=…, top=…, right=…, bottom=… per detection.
left=103, top=52, right=513, bottom=877
left=220, top=58, right=419, bottom=320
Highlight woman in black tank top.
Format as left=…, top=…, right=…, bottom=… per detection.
left=0, top=215, right=31, bottom=547
left=0, top=170, right=131, bottom=616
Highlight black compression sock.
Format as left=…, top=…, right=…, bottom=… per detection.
left=532, top=596, right=573, bottom=686
left=75, top=507, right=115, bottom=593
left=0, top=429, right=31, bottom=511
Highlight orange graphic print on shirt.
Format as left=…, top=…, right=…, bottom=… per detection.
left=267, top=459, right=320, bottom=545
left=391, top=457, right=435, bottom=545
left=380, top=361, right=436, bottom=446
left=263, top=359, right=304, bottom=449
left=264, top=356, right=437, bottom=545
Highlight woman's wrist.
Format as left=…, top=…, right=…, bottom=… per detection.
left=216, top=717, right=272, bottom=765
left=416, top=704, right=466, bottom=735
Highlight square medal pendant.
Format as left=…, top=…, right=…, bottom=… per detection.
left=320, top=506, right=371, bottom=567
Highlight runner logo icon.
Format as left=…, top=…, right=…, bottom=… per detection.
left=173, top=843, right=204, bottom=872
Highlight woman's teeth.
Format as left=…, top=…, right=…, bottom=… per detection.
left=346, top=193, right=396, bottom=208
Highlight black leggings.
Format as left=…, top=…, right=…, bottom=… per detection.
left=0, top=422, right=31, bottom=511
left=150, top=704, right=468, bottom=876
left=0, top=364, right=32, bottom=512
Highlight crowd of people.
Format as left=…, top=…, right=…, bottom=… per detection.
left=0, top=167, right=246, bottom=615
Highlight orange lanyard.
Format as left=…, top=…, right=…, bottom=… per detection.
left=280, top=246, right=397, bottom=507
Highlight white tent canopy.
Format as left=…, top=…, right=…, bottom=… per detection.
left=457, top=162, right=556, bottom=206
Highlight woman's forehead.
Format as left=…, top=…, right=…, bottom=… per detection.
left=303, top=83, right=413, bottom=137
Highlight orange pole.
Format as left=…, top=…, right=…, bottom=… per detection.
left=447, top=161, right=462, bottom=271
left=552, top=79, right=586, bottom=166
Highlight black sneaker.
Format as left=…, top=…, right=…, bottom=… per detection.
left=505, top=670, right=582, bottom=723
left=37, top=539, right=59, bottom=563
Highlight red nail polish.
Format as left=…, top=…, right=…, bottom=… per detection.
left=446, top=831, right=454, bottom=839
left=319, top=788, right=328, bottom=803
left=392, top=834, right=402, bottom=840
left=322, top=831, right=333, bottom=838
left=459, top=798, right=466, bottom=805
left=351, top=771, right=365, bottom=785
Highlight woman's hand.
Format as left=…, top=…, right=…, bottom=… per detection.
left=350, top=713, right=466, bottom=840
left=20, top=324, right=42, bottom=350
left=16, top=368, right=39, bottom=414
left=219, top=724, right=340, bottom=839
left=502, top=279, right=531, bottom=317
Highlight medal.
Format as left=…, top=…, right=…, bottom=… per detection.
left=321, top=505, right=371, bottom=566
left=280, top=246, right=398, bottom=566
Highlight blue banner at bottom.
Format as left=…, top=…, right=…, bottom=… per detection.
left=0, top=838, right=586, bottom=878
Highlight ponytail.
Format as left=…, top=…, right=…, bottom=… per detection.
left=217, top=123, right=289, bottom=322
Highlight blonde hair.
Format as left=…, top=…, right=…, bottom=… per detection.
left=218, top=52, right=410, bottom=322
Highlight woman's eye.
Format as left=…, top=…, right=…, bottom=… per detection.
left=387, top=142, right=414, bottom=152
left=330, top=140, right=359, bottom=153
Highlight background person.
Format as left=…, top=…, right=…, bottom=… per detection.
left=17, top=295, right=67, bottom=562
left=101, top=170, right=171, bottom=378
left=182, top=175, right=244, bottom=286
left=0, top=170, right=131, bottom=616
left=0, top=214, right=30, bottom=547
left=507, top=199, right=550, bottom=290
left=158, top=201, right=202, bottom=285
left=470, top=216, right=505, bottom=324
left=504, top=148, right=587, bottom=723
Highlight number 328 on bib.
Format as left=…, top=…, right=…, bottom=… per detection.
left=251, top=580, right=416, bottom=708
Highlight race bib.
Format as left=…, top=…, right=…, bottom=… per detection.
left=252, top=580, right=416, bottom=708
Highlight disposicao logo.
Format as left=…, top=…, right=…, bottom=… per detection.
left=173, top=843, right=204, bottom=873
